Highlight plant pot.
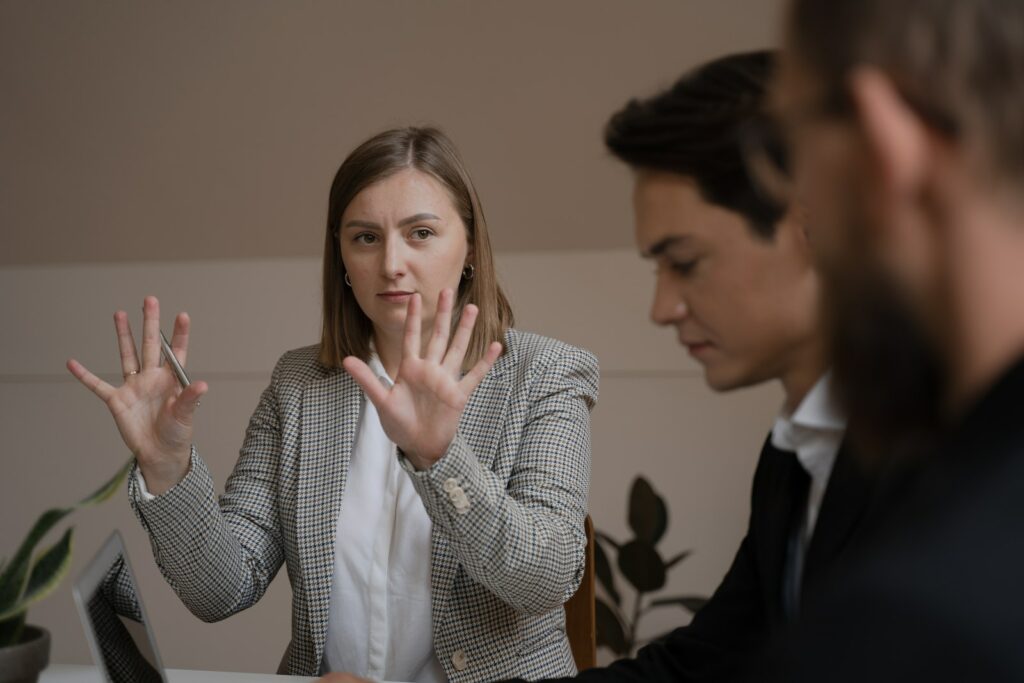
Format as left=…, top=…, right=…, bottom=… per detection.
left=0, top=626, right=50, bottom=683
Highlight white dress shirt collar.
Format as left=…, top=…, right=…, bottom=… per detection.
left=771, top=372, right=846, bottom=541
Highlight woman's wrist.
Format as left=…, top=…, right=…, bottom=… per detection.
left=138, top=449, right=191, bottom=496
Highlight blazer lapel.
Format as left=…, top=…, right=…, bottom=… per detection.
left=429, top=345, right=514, bottom=634
left=296, top=369, right=361, bottom=669
left=754, top=438, right=808, bottom=623
left=802, top=441, right=873, bottom=588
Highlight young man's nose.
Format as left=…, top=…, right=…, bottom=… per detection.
left=650, top=286, right=689, bottom=326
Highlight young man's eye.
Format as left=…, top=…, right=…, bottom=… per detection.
left=670, top=259, right=699, bottom=276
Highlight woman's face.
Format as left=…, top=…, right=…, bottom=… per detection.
left=339, top=167, right=471, bottom=340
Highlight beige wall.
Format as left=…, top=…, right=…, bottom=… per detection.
left=0, top=0, right=789, bottom=674
left=0, top=0, right=785, bottom=264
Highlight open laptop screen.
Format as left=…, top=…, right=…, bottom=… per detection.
left=72, top=531, right=166, bottom=683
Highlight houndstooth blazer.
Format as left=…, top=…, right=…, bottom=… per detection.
left=128, top=329, right=598, bottom=680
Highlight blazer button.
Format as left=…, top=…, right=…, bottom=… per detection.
left=451, top=649, right=468, bottom=671
left=443, top=478, right=460, bottom=493
left=448, top=486, right=465, bottom=502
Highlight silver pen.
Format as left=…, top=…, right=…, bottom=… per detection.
left=159, top=330, right=191, bottom=388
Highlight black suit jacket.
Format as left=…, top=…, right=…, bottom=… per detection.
left=533, top=433, right=875, bottom=683
left=764, top=356, right=1024, bottom=681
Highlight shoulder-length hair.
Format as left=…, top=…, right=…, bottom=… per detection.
left=319, top=127, right=514, bottom=369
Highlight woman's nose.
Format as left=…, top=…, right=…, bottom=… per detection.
left=381, top=239, right=407, bottom=279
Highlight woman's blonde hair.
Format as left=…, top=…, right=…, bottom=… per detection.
left=319, top=127, right=514, bottom=369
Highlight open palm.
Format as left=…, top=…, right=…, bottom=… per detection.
left=342, top=289, right=501, bottom=470
left=67, top=296, right=208, bottom=494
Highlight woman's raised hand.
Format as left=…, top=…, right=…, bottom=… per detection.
left=342, top=288, right=502, bottom=471
left=67, top=296, right=208, bottom=495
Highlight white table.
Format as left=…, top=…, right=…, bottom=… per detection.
left=41, top=663, right=315, bottom=682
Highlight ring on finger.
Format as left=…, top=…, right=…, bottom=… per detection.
left=124, top=370, right=138, bottom=378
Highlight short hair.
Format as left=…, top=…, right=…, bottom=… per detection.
left=319, top=127, right=514, bottom=369
left=787, top=0, right=1024, bottom=184
left=604, top=50, right=787, bottom=239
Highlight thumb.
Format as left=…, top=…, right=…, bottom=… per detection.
left=171, top=380, right=208, bottom=424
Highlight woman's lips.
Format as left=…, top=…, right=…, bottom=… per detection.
left=377, top=291, right=414, bottom=303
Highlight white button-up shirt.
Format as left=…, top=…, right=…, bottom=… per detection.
left=770, top=372, right=847, bottom=546
left=321, top=355, right=445, bottom=682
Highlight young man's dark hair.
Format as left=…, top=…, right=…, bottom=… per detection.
left=768, top=0, right=1024, bottom=680
left=605, top=50, right=788, bottom=238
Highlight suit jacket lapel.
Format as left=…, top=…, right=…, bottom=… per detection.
left=802, top=441, right=873, bottom=588
left=754, top=437, right=808, bottom=623
left=296, top=368, right=361, bottom=668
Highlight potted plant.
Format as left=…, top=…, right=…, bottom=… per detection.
left=0, top=459, right=132, bottom=683
left=594, top=476, right=709, bottom=657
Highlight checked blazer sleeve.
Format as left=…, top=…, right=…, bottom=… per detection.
left=127, top=360, right=288, bottom=623
left=401, top=341, right=599, bottom=616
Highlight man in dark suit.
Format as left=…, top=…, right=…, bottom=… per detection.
left=759, top=0, right=1024, bottom=679
left=513, top=51, right=876, bottom=683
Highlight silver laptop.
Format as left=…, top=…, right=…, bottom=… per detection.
left=72, top=531, right=167, bottom=683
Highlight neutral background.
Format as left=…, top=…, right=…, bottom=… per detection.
left=1, top=0, right=787, bottom=674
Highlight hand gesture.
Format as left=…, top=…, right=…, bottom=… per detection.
left=342, top=288, right=502, bottom=470
left=67, top=296, right=208, bottom=495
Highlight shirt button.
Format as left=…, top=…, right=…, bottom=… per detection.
left=443, top=478, right=460, bottom=493
left=452, top=649, right=468, bottom=671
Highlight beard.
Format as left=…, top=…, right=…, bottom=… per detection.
left=819, top=209, right=950, bottom=467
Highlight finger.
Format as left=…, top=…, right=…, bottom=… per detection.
left=140, top=296, right=162, bottom=369
left=170, top=312, right=190, bottom=367
left=459, top=340, right=502, bottom=393
left=425, top=288, right=454, bottom=363
left=66, top=358, right=116, bottom=402
left=114, top=310, right=141, bottom=376
left=342, top=356, right=391, bottom=407
left=170, top=380, right=208, bottom=424
left=402, top=293, right=422, bottom=360
left=442, top=303, right=478, bottom=374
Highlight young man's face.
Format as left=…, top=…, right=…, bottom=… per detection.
left=633, top=170, right=820, bottom=392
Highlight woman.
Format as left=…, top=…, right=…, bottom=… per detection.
left=67, top=127, right=599, bottom=681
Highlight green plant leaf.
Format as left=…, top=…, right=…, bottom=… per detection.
left=0, top=508, right=69, bottom=612
left=617, top=539, right=666, bottom=593
left=0, top=458, right=132, bottom=614
left=0, top=610, right=26, bottom=648
left=0, top=529, right=74, bottom=623
left=628, top=477, right=668, bottom=545
left=79, top=458, right=134, bottom=507
left=593, top=536, right=621, bottom=606
left=649, top=595, right=709, bottom=614
left=595, top=597, right=629, bottom=656
left=664, top=550, right=693, bottom=570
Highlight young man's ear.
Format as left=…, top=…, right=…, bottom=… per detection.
left=848, top=67, right=931, bottom=203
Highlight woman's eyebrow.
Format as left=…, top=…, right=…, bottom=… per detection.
left=398, top=213, right=441, bottom=226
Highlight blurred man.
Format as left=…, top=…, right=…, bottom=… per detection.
left=766, top=0, right=1024, bottom=679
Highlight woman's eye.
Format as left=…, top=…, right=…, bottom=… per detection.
left=354, top=233, right=378, bottom=245
left=411, top=228, right=433, bottom=240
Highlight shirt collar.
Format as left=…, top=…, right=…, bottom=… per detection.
left=772, top=371, right=846, bottom=454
